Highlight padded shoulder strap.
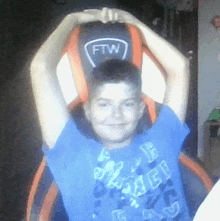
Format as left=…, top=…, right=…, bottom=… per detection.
left=26, top=158, right=66, bottom=221
left=179, top=152, right=213, bottom=192
left=26, top=158, right=47, bottom=221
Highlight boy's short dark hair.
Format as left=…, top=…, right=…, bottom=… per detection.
left=73, top=59, right=153, bottom=138
left=87, top=59, right=142, bottom=94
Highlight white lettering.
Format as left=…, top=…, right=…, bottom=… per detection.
left=140, top=142, right=158, bottom=163
left=133, top=175, right=147, bottom=197
left=142, top=209, right=164, bottom=220
left=107, top=44, right=120, bottom=54
left=108, top=175, right=124, bottom=189
left=105, top=160, right=115, bottom=170
left=131, top=157, right=142, bottom=173
left=112, top=209, right=127, bottom=221
left=94, top=160, right=115, bottom=180
left=101, top=44, right=106, bottom=54
left=106, top=161, right=124, bottom=188
left=130, top=198, right=139, bottom=208
left=122, top=182, right=131, bottom=195
left=163, top=201, right=180, bottom=218
left=147, top=168, right=162, bottom=189
left=94, top=167, right=105, bottom=180
left=97, top=149, right=110, bottom=162
left=159, top=160, right=171, bottom=180
left=92, top=44, right=120, bottom=55
left=93, top=45, right=100, bottom=55
left=85, top=38, right=128, bottom=67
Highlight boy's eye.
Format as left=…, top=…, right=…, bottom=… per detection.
left=124, top=100, right=136, bottom=107
left=97, top=101, right=109, bottom=107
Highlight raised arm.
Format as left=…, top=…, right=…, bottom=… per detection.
left=102, top=8, right=190, bottom=123
left=135, top=20, right=190, bottom=123
left=30, top=9, right=107, bottom=149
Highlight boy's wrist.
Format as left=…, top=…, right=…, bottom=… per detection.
left=70, top=10, right=104, bottom=25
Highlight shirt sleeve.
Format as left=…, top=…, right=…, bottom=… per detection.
left=42, top=117, right=78, bottom=174
left=148, top=105, right=190, bottom=157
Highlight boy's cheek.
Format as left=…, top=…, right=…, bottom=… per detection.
left=91, top=109, right=111, bottom=122
left=123, top=109, right=140, bottom=120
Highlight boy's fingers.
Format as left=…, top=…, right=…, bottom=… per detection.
left=114, top=11, right=119, bottom=22
left=111, top=9, right=126, bottom=23
left=101, top=7, right=108, bottom=23
left=79, top=8, right=108, bottom=23
left=117, top=16, right=124, bottom=23
left=108, top=9, right=113, bottom=21
left=106, top=9, right=120, bottom=23
left=83, top=9, right=100, bottom=13
left=82, top=9, right=101, bottom=18
left=110, top=9, right=117, bottom=22
left=105, top=8, right=112, bottom=22
left=102, top=7, right=118, bottom=23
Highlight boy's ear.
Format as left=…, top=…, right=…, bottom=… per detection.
left=139, top=101, right=145, bottom=120
left=83, top=102, right=91, bottom=122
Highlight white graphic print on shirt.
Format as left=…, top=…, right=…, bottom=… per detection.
left=93, top=142, right=182, bottom=221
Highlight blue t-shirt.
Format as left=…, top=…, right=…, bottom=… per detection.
left=45, top=106, right=190, bottom=221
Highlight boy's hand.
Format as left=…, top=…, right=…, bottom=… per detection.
left=101, top=8, right=142, bottom=26
left=65, top=8, right=142, bottom=27
left=66, top=9, right=107, bottom=25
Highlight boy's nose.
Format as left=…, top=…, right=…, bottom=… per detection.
left=112, top=105, right=123, bottom=119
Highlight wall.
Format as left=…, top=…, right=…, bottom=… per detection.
left=198, top=0, right=220, bottom=158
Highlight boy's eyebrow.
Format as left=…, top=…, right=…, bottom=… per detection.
left=96, top=98, right=137, bottom=101
left=124, top=98, right=136, bottom=101
left=96, top=98, right=110, bottom=101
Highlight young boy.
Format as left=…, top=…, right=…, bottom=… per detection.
left=30, top=8, right=190, bottom=220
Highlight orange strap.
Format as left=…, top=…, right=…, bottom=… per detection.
left=127, top=24, right=157, bottom=124
left=68, top=96, right=82, bottom=110
left=66, top=26, right=89, bottom=104
left=26, top=158, right=46, bottom=221
left=39, top=181, right=59, bottom=221
left=126, top=24, right=143, bottom=69
left=179, top=153, right=214, bottom=192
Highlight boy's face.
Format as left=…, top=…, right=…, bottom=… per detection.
left=84, top=82, right=145, bottom=150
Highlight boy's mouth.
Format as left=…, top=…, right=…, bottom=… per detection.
left=107, top=123, right=126, bottom=128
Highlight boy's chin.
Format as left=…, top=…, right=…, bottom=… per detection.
left=101, top=136, right=133, bottom=150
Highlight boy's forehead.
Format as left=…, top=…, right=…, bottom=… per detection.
left=91, top=82, right=141, bottom=100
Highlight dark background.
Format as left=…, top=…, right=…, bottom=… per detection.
left=0, top=0, right=197, bottom=220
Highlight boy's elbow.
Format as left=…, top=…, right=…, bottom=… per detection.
left=184, top=57, right=190, bottom=69
left=180, top=54, right=190, bottom=69
left=30, top=57, right=47, bottom=75
left=31, top=48, right=51, bottom=72
left=176, top=57, right=190, bottom=76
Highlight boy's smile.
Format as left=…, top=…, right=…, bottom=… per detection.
left=84, top=82, right=145, bottom=150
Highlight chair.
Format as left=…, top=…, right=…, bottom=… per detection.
left=26, top=21, right=213, bottom=221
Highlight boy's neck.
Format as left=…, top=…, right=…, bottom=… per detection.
left=102, top=137, right=133, bottom=151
